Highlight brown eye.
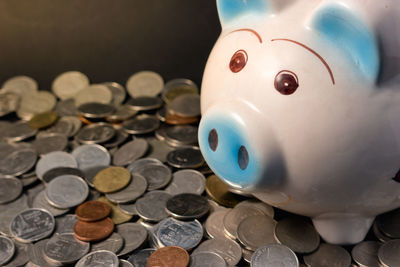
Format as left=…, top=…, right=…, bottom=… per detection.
left=229, top=50, right=248, bottom=73
left=274, top=70, right=299, bottom=95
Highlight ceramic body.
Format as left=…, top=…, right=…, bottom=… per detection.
left=198, top=0, right=400, bottom=244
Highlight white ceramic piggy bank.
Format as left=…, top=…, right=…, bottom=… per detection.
left=198, top=0, right=400, bottom=244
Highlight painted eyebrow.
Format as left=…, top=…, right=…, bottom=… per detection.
left=271, top=38, right=335, bottom=85
left=229, top=28, right=263, bottom=43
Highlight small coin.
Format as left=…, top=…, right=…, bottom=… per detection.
left=0, top=236, right=15, bottom=265
left=113, top=138, right=148, bottom=166
left=93, top=166, right=131, bottom=193
left=189, top=252, right=226, bottom=267
left=351, top=241, right=381, bottom=267
left=0, top=148, right=37, bottom=176
left=251, top=243, right=299, bottom=267
left=97, top=196, right=133, bottom=225
left=378, top=239, right=400, bottom=267
left=3, top=240, right=30, bottom=267
left=376, top=208, right=400, bottom=239
left=35, top=151, right=77, bottom=179
left=76, top=122, right=116, bottom=144
left=0, top=92, right=20, bottom=117
left=167, top=146, right=204, bottom=169
left=74, top=217, right=115, bottom=242
left=54, top=214, right=78, bottom=234
left=127, top=248, right=156, bottom=267
left=303, top=243, right=351, bottom=267
left=165, top=125, right=198, bottom=147
left=166, top=193, right=209, bottom=220
left=75, top=250, right=119, bottom=267
left=10, top=208, right=55, bottom=243
left=2, top=75, right=38, bottom=97
left=205, top=175, right=240, bottom=208
left=33, top=133, right=68, bottom=155
left=102, top=82, right=126, bottom=106
left=2, top=121, right=38, bottom=142
left=135, top=191, right=171, bottom=222
left=0, top=176, right=23, bottom=204
left=72, top=144, right=111, bottom=171
left=126, top=71, right=164, bottom=98
left=205, top=209, right=231, bottom=239
left=134, top=163, right=172, bottom=191
left=42, top=166, right=84, bottom=183
left=77, top=102, right=115, bottom=119
left=75, top=200, right=111, bottom=222
left=167, top=94, right=200, bottom=118
left=90, top=232, right=124, bottom=254
left=43, top=233, right=90, bottom=265
left=161, top=78, right=198, bottom=104
left=223, top=205, right=264, bottom=240
left=74, top=84, right=112, bottom=107
left=105, top=173, right=148, bottom=203
left=28, top=111, right=58, bottom=129
left=193, top=237, right=242, bottom=266
left=147, top=246, right=189, bottom=267
left=122, top=114, right=160, bottom=134
left=52, top=71, right=90, bottom=100
left=27, top=239, right=59, bottom=267
left=164, top=169, right=206, bottom=196
left=116, top=222, right=147, bottom=257
left=32, top=190, right=70, bottom=217
left=237, top=215, right=277, bottom=251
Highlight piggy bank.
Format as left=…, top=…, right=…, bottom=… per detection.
left=198, top=0, right=400, bottom=244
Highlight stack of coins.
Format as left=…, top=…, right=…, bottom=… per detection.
left=0, top=72, right=399, bottom=267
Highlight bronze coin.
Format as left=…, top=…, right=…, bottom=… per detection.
left=75, top=200, right=111, bottom=222
left=205, top=174, right=240, bottom=208
left=147, top=246, right=190, bottom=267
left=164, top=113, right=199, bottom=125
left=74, top=217, right=114, bottom=242
left=28, top=111, right=58, bottom=129
left=93, top=166, right=131, bottom=193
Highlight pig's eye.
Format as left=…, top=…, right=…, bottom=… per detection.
left=229, top=50, right=248, bottom=73
left=274, top=70, right=299, bottom=95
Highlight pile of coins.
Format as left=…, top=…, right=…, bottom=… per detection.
left=0, top=71, right=399, bottom=267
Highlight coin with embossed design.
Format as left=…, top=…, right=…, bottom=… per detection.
left=147, top=246, right=189, bottom=267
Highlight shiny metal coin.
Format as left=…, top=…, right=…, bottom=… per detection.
left=167, top=146, right=204, bottom=168
left=56, top=98, right=78, bottom=116
left=17, top=91, right=56, bottom=120
left=76, top=122, right=116, bottom=144
left=236, top=199, right=275, bottom=218
left=3, top=240, right=30, bottom=267
left=351, top=241, right=381, bottom=267
left=164, top=169, right=206, bottom=195
left=75, top=250, right=119, bottom=267
left=0, top=195, right=29, bottom=236
left=42, top=167, right=84, bottom=183
left=113, top=139, right=148, bottom=166
left=373, top=220, right=392, bottom=243
left=116, top=223, right=147, bottom=257
left=251, top=243, right=299, bottom=267
left=120, top=259, right=134, bottom=267
left=33, top=133, right=68, bottom=155
left=83, top=165, right=109, bottom=186
left=77, top=102, right=115, bottom=119
left=189, top=252, right=226, bottom=267
left=127, top=248, right=156, bottom=267
left=0, top=176, right=23, bottom=204
left=165, top=125, right=198, bottom=147
left=161, top=78, right=198, bottom=104
left=126, top=71, right=164, bottom=98
left=74, top=84, right=112, bottom=107
left=135, top=191, right=171, bottom=222
left=237, top=215, right=277, bottom=251
left=90, top=232, right=124, bottom=254
left=122, top=114, right=160, bottom=134
left=376, top=208, right=400, bottom=239
left=43, top=233, right=89, bottom=265
left=103, top=129, right=129, bottom=148
left=102, top=82, right=126, bottom=107
left=223, top=205, right=264, bottom=240
left=2, top=121, right=38, bottom=142
left=2, top=75, right=38, bottom=97
left=35, top=151, right=77, bottom=180
left=146, top=138, right=175, bottom=163
left=126, top=96, right=163, bottom=111
left=193, top=237, right=242, bottom=266
left=32, top=190, right=70, bottom=217
left=134, top=163, right=172, bottom=191
left=54, top=214, right=78, bottom=234
left=10, top=208, right=55, bottom=243
left=0, top=236, right=15, bottom=265
left=166, top=193, right=209, bottom=220
left=205, top=209, right=231, bottom=239
left=106, top=173, right=148, bottom=203
left=72, top=144, right=111, bottom=171
left=167, top=94, right=200, bottom=118
left=51, top=71, right=90, bottom=100
left=303, top=243, right=351, bottom=267
left=118, top=203, right=137, bottom=216
left=242, top=248, right=253, bottom=264
left=378, top=239, right=400, bottom=267
left=0, top=148, right=37, bottom=176
left=106, top=105, right=137, bottom=122
left=0, top=92, right=20, bottom=117
left=127, top=157, right=163, bottom=173
left=27, top=239, right=59, bottom=267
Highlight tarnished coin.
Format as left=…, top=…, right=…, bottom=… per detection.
left=376, top=208, right=400, bottom=239
left=304, top=243, right=351, bottom=267
left=205, top=209, right=231, bottom=239
left=74, top=84, right=112, bottom=107
left=28, top=111, right=58, bottom=129
left=42, top=166, right=84, bottom=183
left=32, top=190, right=70, bottom=217
left=236, top=199, right=274, bottom=218
left=0, top=92, right=19, bottom=117
left=0, top=236, right=15, bottom=265
left=33, top=133, right=68, bottom=155
left=165, top=125, right=198, bottom=147
left=167, top=94, right=200, bottom=118
left=2, top=75, right=38, bottom=96
left=105, top=173, right=148, bottom=203
left=3, top=240, right=30, bottom=267
left=166, top=193, right=209, bottom=220
left=76, top=122, right=116, bottom=144
left=93, top=166, right=131, bottom=193
left=44, top=233, right=90, bottom=265
left=378, top=239, right=400, bottom=267
left=167, top=146, right=204, bottom=169
left=127, top=248, right=156, bottom=267
left=97, top=197, right=133, bottom=225
left=126, top=96, right=163, bottom=111
left=134, top=163, right=172, bottom=191
left=113, top=139, right=148, bottom=166
left=54, top=214, right=78, bottom=234
left=35, top=151, right=77, bottom=179
left=72, top=144, right=111, bottom=171
left=156, top=217, right=203, bottom=250
left=193, top=237, right=242, bottom=266
left=351, top=241, right=381, bottom=267
left=52, top=71, right=90, bottom=100
left=2, top=121, right=37, bottom=142
left=75, top=250, right=119, bottom=267
left=116, top=223, right=147, bottom=257
left=161, top=78, right=198, bottom=104
left=76, top=200, right=111, bottom=222
left=126, top=71, right=164, bottom=98
left=251, top=243, right=299, bottom=267
left=77, top=102, right=115, bottom=118
left=237, top=215, right=277, bottom=251
left=27, top=239, right=59, bottom=267
left=0, top=148, right=37, bottom=176
left=90, top=232, right=124, bottom=254
left=135, top=191, right=171, bottom=222
left=206, top=175, right=240, bottom=208
left=10, top=208, right=55, bottom=243
left=189, top=252, right=226, bottom=267
left=45, top=175, right=89, bottom=209
left=223, top=205, right=264, bottom=240
left=274, top=217, right=320, bottom=254
left=102, top=82, right=126, bottom=106
left=122, top=114, right=160, bottom=134
left=0, top=176, right=23, bottom=204
left=147, top=246, right=189, bottom=267
left=74, top=217, right=114, bottom=242
left=164, top=169, right=206, bottom=195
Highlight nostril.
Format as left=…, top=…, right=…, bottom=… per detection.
left=208, top=129, right=218, bottom=151
left=238, top=145, right=249, bottom=170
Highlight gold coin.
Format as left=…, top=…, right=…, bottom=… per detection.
left=206, top=174, right=241, bottom=208
left=97, top=196, right=132, bottom=224
left=28, top=111, right=58, bottom=129
left=93, top=166, right=131, bottom=193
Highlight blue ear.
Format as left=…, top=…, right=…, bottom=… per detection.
left=311, top=4, right=380, bottom=83
left=217, top=0, right=270, bottom=27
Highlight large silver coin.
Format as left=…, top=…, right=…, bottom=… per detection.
left=105, top=174, right=148, bottom=204
left=43, top=233, right=89, bottom=265
left=10, top=208, right=55, bottom=243
left=33, top=133, right=68, bottom=155
left=223, top=205, right=264, bottom=240
left=135, top=191, right=171, bottom=222
left=116, top=223, right=147, bottom=257
left=193, top=237, right=242, bottom=266
left=17, top=91, right=56, bottom=120
left=166, top=193, right=209, bottom=220
left=2, top=75, right=38, bottom=97
left=146, top=138, right=175, bottom=163
left=0, top=236, right=15, bottom=265
left=351, top=241, right=381, bottom=267
left=126, top=71, right=164, bottom=98
left=102, top=82, right=126, bottom=107
left=76, top=122, right=116, bottom=144
left=42, top=167, right=84, bottom=184
left=165, top=125, right=198, bottom=147
left=0, top=195, right=29, bottom=236
left=3, top=240, right=30, bottom=267
left=303, top=243, right=351, bottom=267
left=251, top=243, right=299, bottom=267
left=126, top=96, right=163, bottom=111
left=122, top=114, right=160, bottom=135
left=75, top=250, right=119, bottom=267
left=166, top=146, right=204, bottom=169
left=189, top=252, right=226, bottom=267
left=127, top=157, right=163, bottom=173
left=235, top=199, right=275, bottom=218
left=32, top=190, right=70, bottom=217
left=113, top=139, right=148, bottom=166
left=54, top=214, right=78, bottom=234
left=167, top=94, right=200, bottom=118
left=0, top=148, right=37, bottom=176
left=103, top=129, right=129, bottom=148
left=2, top=121, right=37, bottom=142
left=35, top=151, right=77, bottom=180
left=0, top=176, right=23, bottom=204
left=27, top=239, right=59, bottom=267
left=52, top=71, right=90, bottom=100
left=0, top=92, right=20, bottom=117
left=378, top=239, right=400, bottom=267
left=134, top=163, right=171, bottom=191
left=205, top=209, right=231, bottom=239
left=77, top=102, right=115, bottom=119
left=45, top=175, right=89, bottom=209
left=164, top=169, right=206, bottom=195
left=56, top=98, right=78, bottom=116
left=74, top=84, right=112, bottom=107
left=237, top=215, right=277, bottom=251
left=72, top=144, right=110, bottom=171
left=90, top=232, right=124, bottom=254
left=127, top=248, right=156, bottom=267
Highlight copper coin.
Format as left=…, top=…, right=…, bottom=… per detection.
left=165, top=113, right=199, bottom=125
left=75, top=200, right=111, bottom=222
left=147, top=246, right=189, bottom=267
left=74, top=217, right=114, bottom=242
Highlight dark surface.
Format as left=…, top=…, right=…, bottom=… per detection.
left=0, top=0, right=221, bottom=89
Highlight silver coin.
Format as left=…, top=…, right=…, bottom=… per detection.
left=126, top=71, right=164, bottom=98
left=27, top=239, right=59, bottom=267
left=205, top=210, right=231, bottom=239
left=83, top=165, right=109, bottom=187
left=223, top=205, right=264, bottom=240
left=105, top=174, right=148, bottom=203
left=167, top=94, right=200, bottom=117
left=166, top=193, right=209, bottom=220
left=54, top=214, right=78, bottom=234
left=75, top=250, right=119, bottom=267
left=103, top=129, right=129, bottom=148
left=113, top=139, right=148, bottom=166
left=126, top=96, right=163, bottom=111
left=45, top=175, right=89, bottom=209
left=127, top=248, right=156, bottom=267
left=55, top=98, right=78, bottom=116
left=373, top=221, right=391, bottom=243
left=193, top=237, right=242, bottom=266
left=59, top=116, right=82, bottom=137
left=35, top=151, right=77, bottom=179
left=102, top=82, right=126, bottom=107
left=51, top=71, right=90, bottom=100
left=0, top=236, right=15, bottom=265
left=42, top=167, right=84, bottom=183
left=126, top=157, right=163, bottom=173
left=237, top=215, right=277, bottom=251
left=2, top=121, right=37, bottom=142
left=0, top=148, right=37, bottom=176
left=161, top=78, right=199, bottom=103
left=135, top=191, right=171, bottom=222
left=208, top=199, right=229, bottom=214
left=165, top=125, right=198, bottom=147
left=118, top=203, right=137, bottom=216
left=164, top=169, right=206, bottom=195
left=77, top=102, right=115, bottom=119
left=74, top=84, right=112, bottom=107
left=10, top=208, right=55, bottom=243
left=242, top=248, right=253, bottom=264
left=90, top=232, right=124, bottom=254
left=378, top=239, right=400, bottom=267
left=72, top=144, right=110, bottom=171
left=76, top=123, right=116, bottom=144
left=106, top=105, right=137, bottom=123
left=20, top=175, right=38, bottom=187
left=303, top=243, right=351, bottom=267
left=166, top=146, right=204, bottom=169
left=120, top=259, right=134, bottom=267
left=32, top=190, right=70, bottom=217
left=351, top=241, right=381, bottom=267
left=33, top=133, right=68, bottom=156
left=17, top=91, right=56, bottom=120
left=116, top=223, right=147, bottom=257
left=122, top=114, right=160, bottom=135
left=251, top=243, right=299, bottom=267
left=0, top=92, right=20, bottom=117
left=0, top=176, right=23, bottom=204
left=2, top=76, right=38, bottom=97
left=44, top=233, right=89, bottom=265
left=376, top=208, right=400, bottom=239
left=156, top=217, right=203, bottom=250
left=0, top=195, right=29, bottom=236
left=134, top=163, right=171, bottom=191
left=146, top=138, right=175, bottom=163
left=3, top=240, right=30, bottom=267
left=235, top=199, right=275, bottom=218
left=274, top=217, right=320, bottom=254
left=189, top=252, right=227, bottom=267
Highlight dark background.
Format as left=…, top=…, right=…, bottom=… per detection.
left=0, top=0, right=221, bottom=90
